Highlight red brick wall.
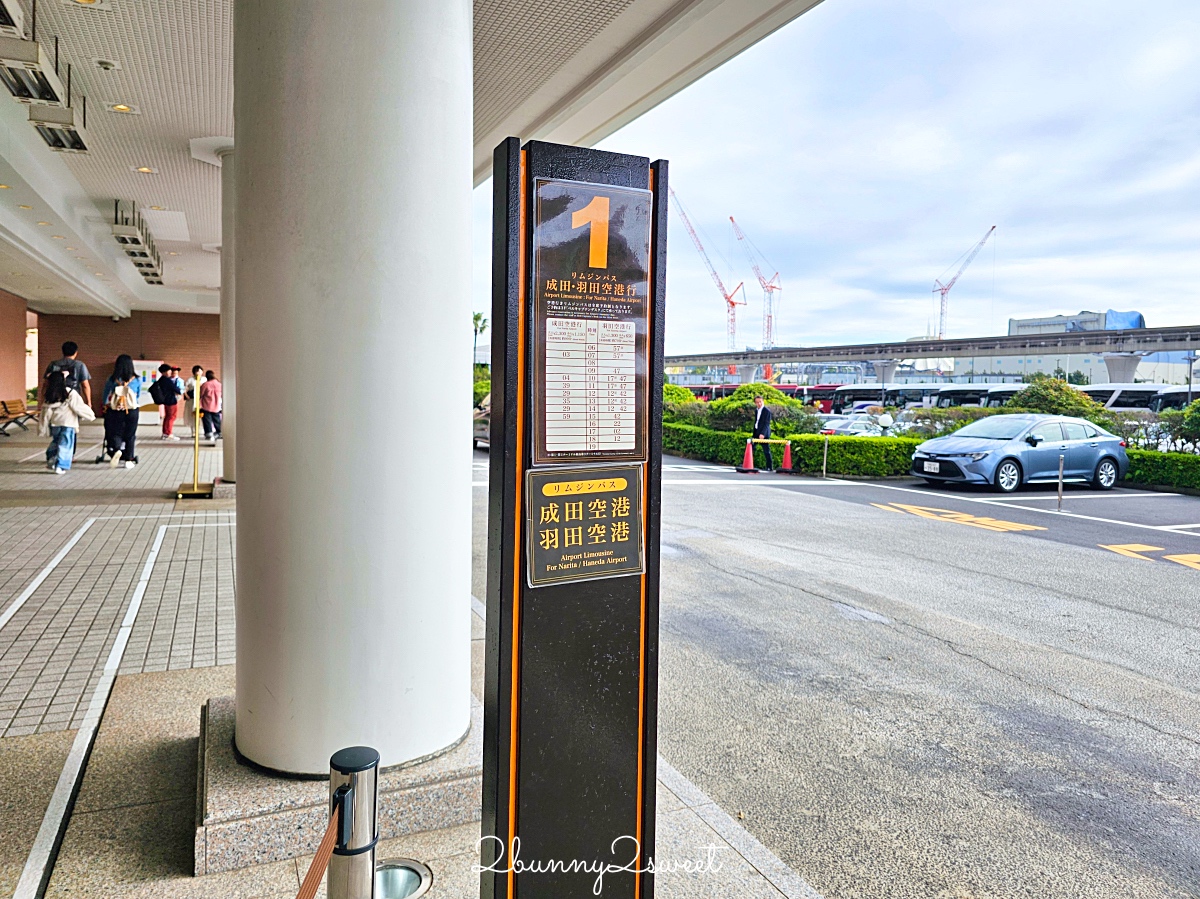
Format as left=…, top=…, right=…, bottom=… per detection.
left=37, top=311, right=220, bottom=411
left=0, top=289, right=26, bottom=402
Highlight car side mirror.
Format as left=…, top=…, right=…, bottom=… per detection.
left=1026, top=433, right=1043, bottom=446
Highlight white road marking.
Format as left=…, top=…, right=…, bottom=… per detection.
left=866, top=483, right=1200, bottom=537
left=13, top=523, right=170, bottom=899
left=984, top=492, right=1180, bottom=501
left=0, top=519, right=96, bottom=634
left=663, top=478, right=861, bottom=486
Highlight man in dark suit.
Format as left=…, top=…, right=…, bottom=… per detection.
left=752, top=395, right=774, bottom=471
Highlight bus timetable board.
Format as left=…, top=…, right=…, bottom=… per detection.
left=482, top=138, right=667, bottom=899
left=532, top=179, right=652, bottom=465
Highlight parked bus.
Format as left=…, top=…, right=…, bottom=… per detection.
left=934, top=385, right=991, bottom=408
left=1148, top=386, right=1194, bottom=412
left=831, top=384, right=890, bottom=414
left=984, top=385, right=1023, bottom=407
left=882, top=383, right=944, bottom=408
left=1079, top=383, right=1163, bottom=411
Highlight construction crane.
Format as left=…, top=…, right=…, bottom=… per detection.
left=933, top=225, right=995, bottom=340
left=670, top=188, right=746, bottom=350
left=729, top=216, right=782, bottom=350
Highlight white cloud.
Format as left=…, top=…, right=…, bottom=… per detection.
left=473, top=0, right=1200, bottom=355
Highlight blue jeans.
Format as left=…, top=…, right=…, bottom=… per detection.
left=47, top=426, right=76, bottom=471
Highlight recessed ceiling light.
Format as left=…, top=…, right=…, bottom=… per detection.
left=65, top=246, right=75, bottom=250
left=93, top=57, right=121, bottom=72
left=17, top=204, right=31, bottom=209
left=36, top=221, right=49, bottom=226
left=0, top=185, right=9, bottom=189
left=168, top=251, right=179, bottom=256
left=108, top=102, right=140, bottom=114
left=51, top=235, right=63, bottom=239
left=94, top=271, right=103, bottom=275
left=149, top=205, right=164, bottom=210
left=132, top=166, right=157, bottom=174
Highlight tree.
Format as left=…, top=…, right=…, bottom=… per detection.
left=1005, top=377, right=1112, bottom=426
left=472, top=312, right=489, bottom=361
left=1068, top=370, right=1089, bottom=385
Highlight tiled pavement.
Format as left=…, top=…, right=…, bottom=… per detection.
left=1, top=423, right=823, bottom=899
left=0, top=424, right=230, bottom=737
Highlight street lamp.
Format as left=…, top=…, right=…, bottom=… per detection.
left=1187, top=353, right=1198, bottom=406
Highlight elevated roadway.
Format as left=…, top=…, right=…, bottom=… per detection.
left=665, top=324, right=1200, bottom=367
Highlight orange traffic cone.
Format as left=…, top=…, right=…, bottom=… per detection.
left=782, top=441, right=792, bottom=472
left=736, top=439, right=757, bottom=473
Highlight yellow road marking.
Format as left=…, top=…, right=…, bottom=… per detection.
left=884, top=503, right=1046, bottom=532
left=871, top=503, right=906, bottom=513
left=1099, top=543, right=1164, bottom=561
left=1164, top=553, right=1200, bottom=571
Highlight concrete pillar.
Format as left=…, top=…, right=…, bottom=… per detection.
left=233, top=0, right=473, bottom=774
left=217, top=148, right=236, bottom=483
left=871, top=360, right=900, bottom=385
left=1102, top=353, right=1141, bottom=383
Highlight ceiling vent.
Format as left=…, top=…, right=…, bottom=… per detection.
left=111, top=200, right=164, bottom=284
left=30, top=100, right=88, bottom=151
left=0, top=0, right=24, bottom=38
left=0, top=35, right=65, bottom=105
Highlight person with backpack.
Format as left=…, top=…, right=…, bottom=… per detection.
left=98, top=354, right=143, bottom=468
left=42, top=340, right=92, bottom=407
left=149, top=363, right=183, bottom=439
left=38, top=370, right=95, bottom=473
left=199, top=370, right=222, bottom=440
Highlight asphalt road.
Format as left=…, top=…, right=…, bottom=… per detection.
left=472, top=451, right=1200, bottom=898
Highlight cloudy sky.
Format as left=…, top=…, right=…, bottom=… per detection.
left=472, top=0, right=1200, bottom=355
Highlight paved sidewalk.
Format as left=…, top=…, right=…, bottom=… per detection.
left=0, top=425, right=823, bottom=898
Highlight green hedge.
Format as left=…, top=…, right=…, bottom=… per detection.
left=786, top=434, right=923, bottom=477
left=1125, top=449, right=1200, bottom=491
left=662, top=423, right=921, bottom=476
left=663, top=422, right=1200, bottom=487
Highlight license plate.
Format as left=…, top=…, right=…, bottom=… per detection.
left=923, top=460, right=940, bottom=473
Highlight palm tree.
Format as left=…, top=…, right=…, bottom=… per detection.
left=472, top=312, right=489, bottom=363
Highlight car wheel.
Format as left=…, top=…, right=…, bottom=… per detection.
left=994, top=459, right=1022, bottom=493
left=1092, top=457, right=1118, bottom=490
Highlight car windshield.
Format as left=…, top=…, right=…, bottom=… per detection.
left=953, top=417, right=1033, bottom=440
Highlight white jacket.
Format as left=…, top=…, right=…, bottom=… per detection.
left=38, top=390, right=96, bottom=433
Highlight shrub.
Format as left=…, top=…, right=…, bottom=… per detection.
left=663, top=382, right=697, bottom=405
left=1125, top=449, right=1200, bottom=491
left=664, top=401, right=709, bottom=427
left=786, top=434, right=924, bottom=477
left=473, top=379, right=490, bottom=407
left=704, top=399, right=819, bottom=435
left=717, top=382, right=790, bottom=404
left=1005, top=378, right=1113, bottom=427
left=662, top=422, right=758, bottom=466
left=899, top=406, right=1000, bottom=438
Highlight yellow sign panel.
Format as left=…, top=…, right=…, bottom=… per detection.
left=541, top=477, right=628, bottom=497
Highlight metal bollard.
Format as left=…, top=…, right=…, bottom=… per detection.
left=1057, top=454, right=1065, bottom=512
left=328, top=746, right=380, bottom=899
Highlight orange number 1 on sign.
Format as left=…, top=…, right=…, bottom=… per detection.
left=571, top=196, right=610, bottom=269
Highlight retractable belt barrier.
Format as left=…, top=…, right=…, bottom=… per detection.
left=736, top=437, right=792, bottom=473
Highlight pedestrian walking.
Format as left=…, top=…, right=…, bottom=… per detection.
left=751, top=394, right=774, bottom=471
left=42, top=340, right=92, bottom=407
left=38, top=370, right=95, bottom=473
left=199, top=370, right=223, bottom=440
left=99, top=354, right=142, bottom=468
left=184, top=365, right=205, bottom=438
left=148, top=363, right=183, bottom=439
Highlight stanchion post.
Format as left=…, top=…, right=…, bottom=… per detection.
left=822, top=435, right=829, bottom=479
left=176, top=385, right=214, bottom=498
left=1057, top=454, right=1064, bottom=512
left=327, top=747, right=379, bottom=899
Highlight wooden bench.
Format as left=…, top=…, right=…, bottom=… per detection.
left=0, top=399, right=38, bottom=435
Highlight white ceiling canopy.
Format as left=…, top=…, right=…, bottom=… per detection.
left=0, top=0, right=819, bottom=317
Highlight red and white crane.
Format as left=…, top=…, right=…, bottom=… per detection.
left=670, top=188, right=746, bottom=350
left=933, top=225, right=996, bottom=340
left=729, top=216, right=782, bottom=350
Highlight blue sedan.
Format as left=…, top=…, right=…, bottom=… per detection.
left=911, top=413, right=1129, bottom=493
